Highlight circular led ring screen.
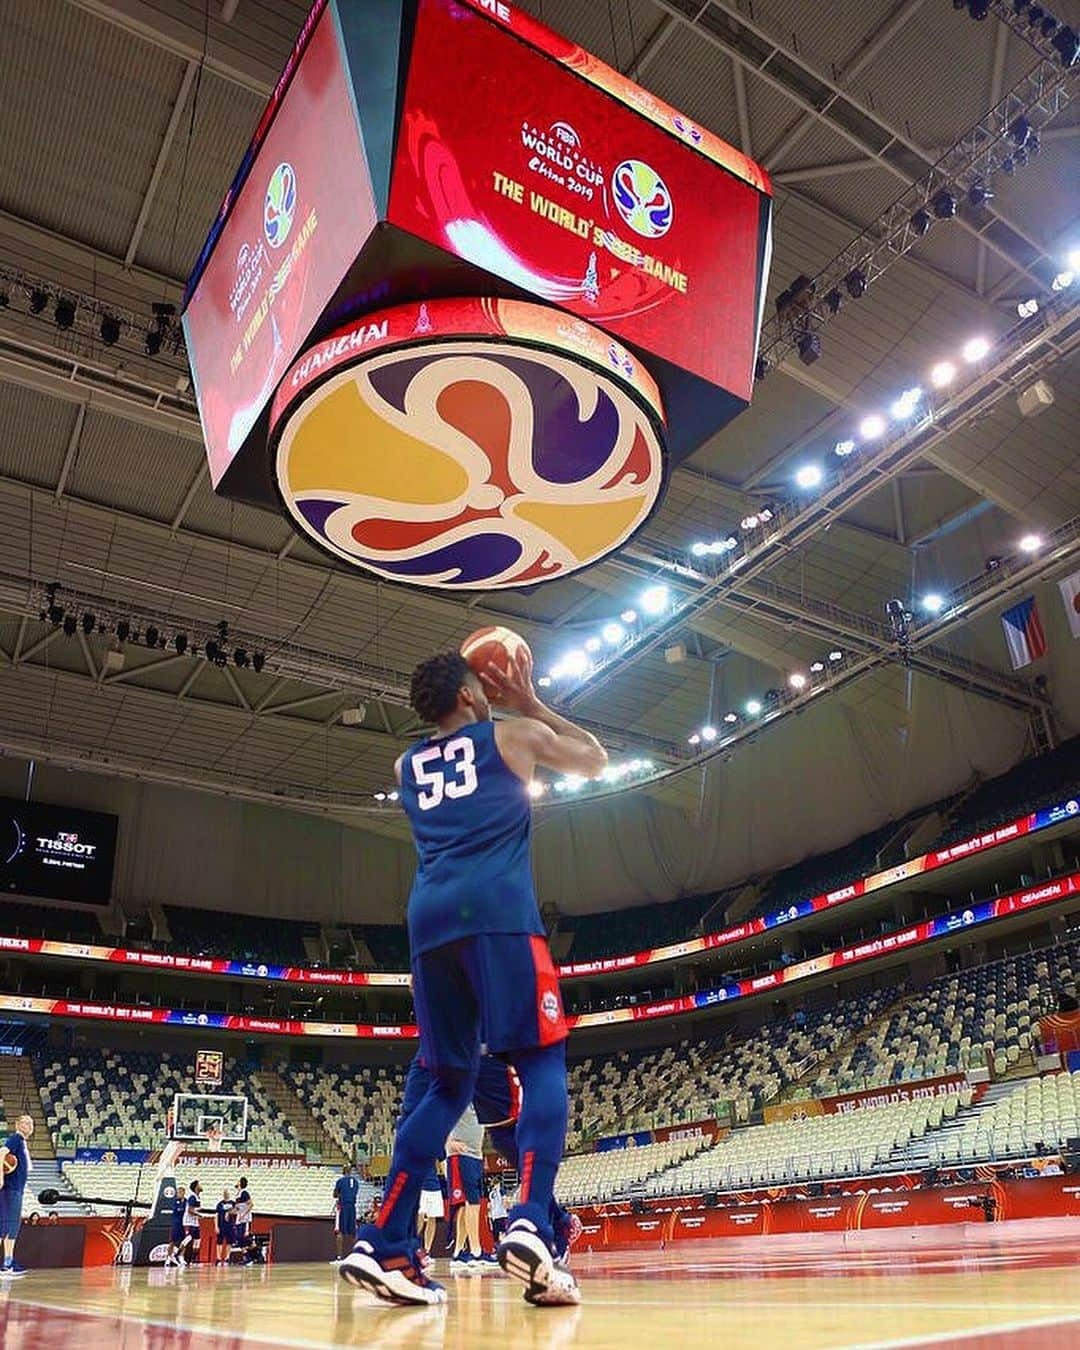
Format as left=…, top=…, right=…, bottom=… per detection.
left=270, top=298, right=666, bottom=590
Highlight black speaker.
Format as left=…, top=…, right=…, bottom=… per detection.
left=703, top=1191, right=719, bottom=1207
left=922, top=1167, right=939, bottom=1186
left=631, top=1198, right=647, bottom=1215
left=1063, top=1153, right=1080, bottom=1175
left=808, top=1182, right=825, bottom=1197
left=1065, top=1136, right=1080, bottom=1153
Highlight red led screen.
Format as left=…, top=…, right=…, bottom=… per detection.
left=182, top=6, right=377, bottom=487
left=390, top=0, right=770, bottom=402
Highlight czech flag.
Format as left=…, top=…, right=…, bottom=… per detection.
left=1001, top=595, right=1047, bottom=669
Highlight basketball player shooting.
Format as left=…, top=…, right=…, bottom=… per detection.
left=341, top=639, right=606, bottom=1306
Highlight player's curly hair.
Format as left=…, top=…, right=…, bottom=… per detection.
left=410, top=651, right=472, bottom=724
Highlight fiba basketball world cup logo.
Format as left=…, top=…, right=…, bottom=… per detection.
left=274, top=340, right=664, bottom=590
left=612, top=159, right=673, bottom=239
left=263, top=162, right=297, bottom=249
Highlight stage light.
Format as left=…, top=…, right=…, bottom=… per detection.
left=724, top=711, right=738, bottom=723
left=745, top=699, right=762, bottom=716
left=62, top=615, right=77, bottom=637
left=810, top=661, right=825, bottom=674
left=1013, top=146, right=1028, bottom=169
left=1001, top=156, right=1016, bottom=176
left=252, top=651, right=266, bottom=673
left=910, top=209, right=932, bottom=237
left=931, top=190, right=957, bottom=220
left=100, top=315, right=121, bottom=346
left=54, top=298, right=76, bottom=330
left=116, top=620, right=130, bottom=643
left=930, top=360, right=957, bottom=388
left=825, top=288, right=843, bottom=314
left=1027, top=133, right=1040, bottom=158
left=602, top=622, right=626, bottom=645
left=1019, top=533, right=1042, bottom=553
left=922, top=593, right=945, bottom=613
left=620, top=609, right=638, bottom=625
left=205, top=639, right=220, bottom=663
left=691, top=541, right=708, bottom=556
left=374, top=792, right=387, bottom=802
left=527, top=781, right=546, bottom=798
left=537, top=675, right=552, bottom=688
left=1068, top=248, right=1080, bottom=272
left=701, top=725, right=717, bottom=742
left=844, top=269, right=867, bottom=299
left=797, top=332, right=822, bottom=366
left=1040, top=14, right=1058, bottom=36
left=834, top=439, right=856, bottom=457
left=859, top=413, right=886, bottom=439
left=145, top=327, right=162, bottom=356
left=741, top=515, right=760, bottom=530
left=1051, top=23, right=1079, bottom=67
left=560, top=649, right=590, bottom=677
left=890, top=387, right=922, bottom=419
left=173, top=633, right=188, bottom=655
left=1010, top=116, right=1032, bottom=148
left=641, top=585, right=669, bottom=615
left=795, top=464, right=823, bottom=490
left=144, top=625, right=159, bottom=648
left=967, top=182, right=993, bottom=209
left=789, top=672, right=808, bottom=690
left=234, top=648, right=250, bottom=668
left=584, top=637, right=602, bottom=654
left=721, top=536, right=738, bottom=551
left=1017, top=298, right=1039, bottom=318
left=688, top=733, right=701, bottom=746
left=962, top=336, right=990, bottom=362
left=1052, top=270, right=1075, bottom=291
left=754, top=355, right=770, bottom=381
left=967, top=0, right=990, bottom=16
left=758, top=507, right=774, bottom=523
left=29, top=288, right=48, bottom=314
left=828, top=649, right=843, bottom=662
left=388, top=791, right=399, bottom=802
left=78, top=612, right=94, bottom=636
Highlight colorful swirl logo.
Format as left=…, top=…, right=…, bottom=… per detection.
left=274, top=342, right=664, bottom=590
left=263, top=162, right=296, bottom=249
left=612, top=159, right=673, bottom=239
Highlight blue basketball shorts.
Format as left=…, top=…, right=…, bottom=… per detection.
left=335, top=1204, right=357, bottom=1237
left=0, top=1189, right=24, bottom=1241
left=447, top=1154, right=483, bottom=1209
left=410, top=933, right=567, bottom=1073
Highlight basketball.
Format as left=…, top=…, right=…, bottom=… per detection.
left=460, top=626, right=532, bottom=699
left=2, top=1152, right=16, bottom=1174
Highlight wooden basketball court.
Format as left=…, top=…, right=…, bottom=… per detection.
left=2, top=1227, right=1079, bottom=1349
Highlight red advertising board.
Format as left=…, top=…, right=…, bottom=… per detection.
left=390, top=0, right=770, bottom=401
left=574, top=1176, right=1080, bottom=1250
left=182, top=4, right=377, bottom=486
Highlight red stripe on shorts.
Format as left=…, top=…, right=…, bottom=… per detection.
left=530, top=934, right=568, bottom=1047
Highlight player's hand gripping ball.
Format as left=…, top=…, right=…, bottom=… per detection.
left=461, top=626, right=532, bottom=703
left=1, top=1153, right=17, bottom=1174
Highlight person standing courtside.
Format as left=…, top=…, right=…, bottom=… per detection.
left=341, top=646, right=606, bottom=1307
left=333, top=1163, right=360, bottom=1261
left=0, top=1114, right=34, bottom=1278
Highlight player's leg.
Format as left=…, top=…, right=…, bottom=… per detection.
left=487, top=1095, right=576, bottom=1260
left=341, top=942, right=480, bottom=1305
left=465, top=934, right=577, bottom=1305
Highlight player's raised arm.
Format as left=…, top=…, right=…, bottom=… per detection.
left=487, top=648, right=607, bottom=781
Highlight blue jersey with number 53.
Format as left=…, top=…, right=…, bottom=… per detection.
left=401, top=721, right=543, bottom=956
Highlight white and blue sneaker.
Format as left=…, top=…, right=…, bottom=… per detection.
left=449, top=1250, right=477, bottom=1274
left=340, top=1239, right=446, bottom=1305
left=497, top=1220, right=581, bottom=1306
left=0, top=1262, right=27, bottom=1279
